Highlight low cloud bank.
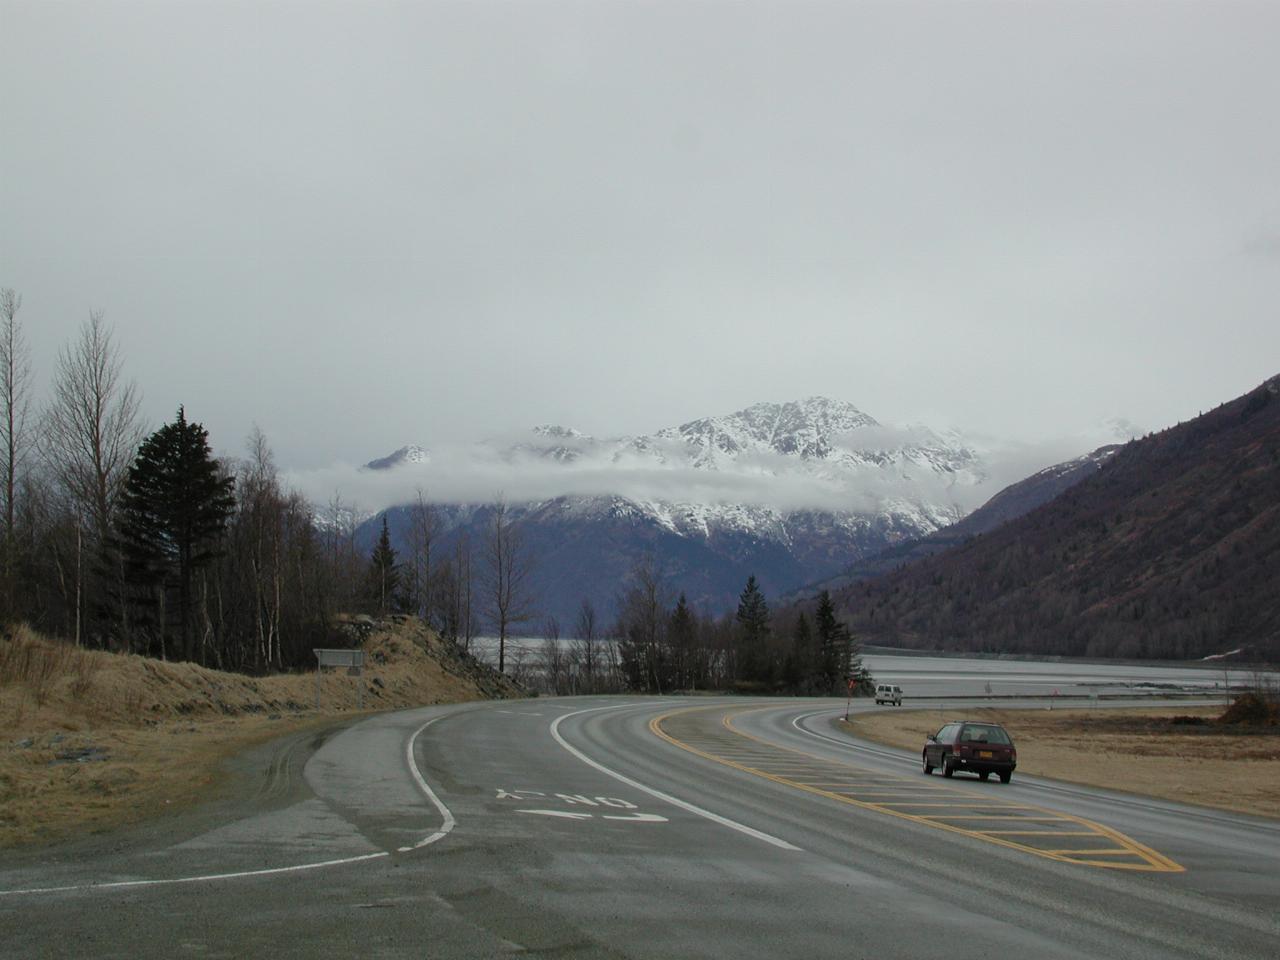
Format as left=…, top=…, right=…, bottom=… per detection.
left=278, top=432, right=1117, bottom=519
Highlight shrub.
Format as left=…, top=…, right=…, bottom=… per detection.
left=1218, top=692, right=1279, bottom=726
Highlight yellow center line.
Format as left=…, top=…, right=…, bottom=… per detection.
left=825, top=793, right=953, bottom=799
left=921, top=815, right=1073, bottom=821
left=876, top=803, right=1037, bottom=809
left=649, top=705, right=1184, bottom=874
left=982, top=830, right=1103, bottom=836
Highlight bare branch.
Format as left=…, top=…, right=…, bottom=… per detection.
left=41, top=310, right=144, bottom=542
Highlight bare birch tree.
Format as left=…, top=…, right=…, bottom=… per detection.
left=322, top=492, right=364, bottom=614
left=242, top=427, right=285, bottom=668
left=0, top=289, right=32, bottom=539
left=41, top=311, right=143, bottom=643
left=0, top=288, right=33, bottom=616
left=404, top=489, right=440, bottom=626
left=42, top=311, right=143, bottom=545
left=571, top=598, right=599, bottom=693
left=616, top=556, right=668, bottom=693
left=440, top=532, right=475, bottom=651
left=538, top=614, right=568, bottom=693
left=482, top=498, right=535, bottom=673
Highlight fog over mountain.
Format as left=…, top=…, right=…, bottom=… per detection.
left=285, top=398, right=1138, bottom=520
left=283, top=397, right=1143, bottom=626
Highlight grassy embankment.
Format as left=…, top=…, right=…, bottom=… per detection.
left=843, top=700, right=1280, bottom=819
left=0, top=619, right=517, bottom=847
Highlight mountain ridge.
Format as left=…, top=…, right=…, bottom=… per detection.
left=358, top=396, right=1121, bottom=628
left=834, top=375, right=1280, bottom=661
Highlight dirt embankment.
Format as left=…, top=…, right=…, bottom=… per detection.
left=843, top=704, right=1280, bottom=819
left=0, top=618, right=520, bottom=847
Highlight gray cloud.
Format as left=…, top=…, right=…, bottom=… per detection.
left=286, top=444, right=879, bottom=516
left=281, top=425, right=1113, bottom=518
left=1242, top=229, right=1280, bottom=259
left=3, top=1, right=1278, bottom=474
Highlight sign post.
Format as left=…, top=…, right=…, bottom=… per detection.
left=313, top=649, right=366, bottom=710
left=844, top=677, right=855, bottom=721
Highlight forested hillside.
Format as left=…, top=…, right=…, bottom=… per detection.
left=839, top=376, right=1280, bottom=661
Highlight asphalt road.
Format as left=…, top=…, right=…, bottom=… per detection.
left=2, top=691, right=1277, bottom=959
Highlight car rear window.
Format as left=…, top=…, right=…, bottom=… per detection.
left=959, top=724, right=1010, bottom=745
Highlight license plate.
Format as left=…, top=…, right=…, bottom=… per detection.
left=978, top=750, right=993, bottom=759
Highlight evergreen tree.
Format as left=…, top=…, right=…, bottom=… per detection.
left=787, top=610, right=814, bottom=690
left=669, top=592, right=696, bottom=690
left=735, top=574, right=771, bottom=682
left=369, top=516, right=401, bottom=615
left=117, top=407, right=235, bottom=662
left=814, top=590, right=844, bottom=693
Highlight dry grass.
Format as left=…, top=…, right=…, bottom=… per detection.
left=0, top=625, right=101, bottom=709
left=842, top=704, right=1280, bottom=819
left=0, top=619, right=515, bottom=847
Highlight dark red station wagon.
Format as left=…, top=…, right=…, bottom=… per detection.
left=922, top=721, right=1017, bottom=783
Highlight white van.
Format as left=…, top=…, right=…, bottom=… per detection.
left=874, top=684, right=903, bottom=706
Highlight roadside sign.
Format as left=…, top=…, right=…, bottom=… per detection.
left=316, top=649, right=364, bottom=668
left=313, top=649, right=365, bottom=709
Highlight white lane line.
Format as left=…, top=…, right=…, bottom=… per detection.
left=603, top=813, right=667, bottom=823
left=0, top=851, right=391, bottom=897
left=399, top=714, right=458, bottom=851
left=549, top=705, right=801, bottom=852
left=791, top=709, right=918, bottom=766
left=1, top=713, right=458, bottom=897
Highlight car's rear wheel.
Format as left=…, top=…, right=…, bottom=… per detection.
left=978, top=771, right=990, bottom=781
left=922, top=752, right=934, bottom=775
left=999, top=771, right=1012, bottom=784
left=942, top=755, right=954, bottom=778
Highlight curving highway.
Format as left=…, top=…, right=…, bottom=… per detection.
left=2, top=694, right=1277, bottom=959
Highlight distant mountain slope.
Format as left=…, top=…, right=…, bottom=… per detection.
left=838, top=376, right=1280, bottom=661
left=794, top=444, right=1122, bottom=594
left=377, top=494, right=938, bottom=628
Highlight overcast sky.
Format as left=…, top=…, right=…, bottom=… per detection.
left=3, top=1, right=1278, bottom=482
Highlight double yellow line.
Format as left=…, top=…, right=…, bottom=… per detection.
left=651, top=705, right=1183, bottom=873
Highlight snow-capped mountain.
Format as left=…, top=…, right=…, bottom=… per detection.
left=364, top=444, right=429, bottom=471
left=359, top=398, right=1000, bottom=625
